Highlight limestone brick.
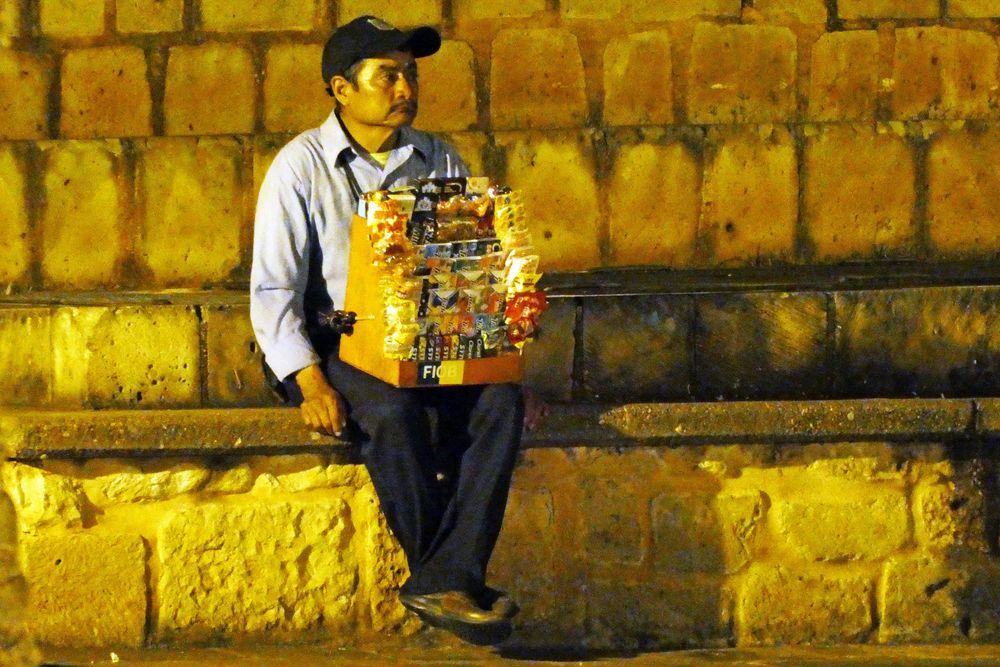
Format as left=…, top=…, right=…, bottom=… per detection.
left=40, top=141, right=124, bottom=288
left=834, top=287, right=1000, bottom=398
left=490, top=30, right=588, bottom=130
left=0, top=146, right=30, bottom=286
left=253, top=134, right=286, bottom=203
left=562, top=0, right=621, bottom=19
left=204, top=464, right=254, bottom=494
left=738, top=565, right=874, bottom=644
left=773, top=490, right=910, bottom=561
left=157, top=499, right=359, bottom=640
left=695, top=293, right=828, bottom=400
left=352, top=484, right=411, bottom=634
left=0, top=309, right=52, bottom=407
left=40, top=0, right=105, bottom=38
left=0, top=0, right=20, bottom=44
left=651, top=492, right=727, bottom=574
left=581, top=296, right=691, bottom=401
left=337, top=0, right=441, bottom=25
left=497, top=132, right=600, bottom=270
left=913, top=480, right=988, bottom=553
left=803, top=125, right=916, bottom=261
left=927, top=126, right=1000, bottom=257
left=139, top=137, right=243, bottom=286
left=248, top=454, right=332, bottom=494
left=0, top=49, right=52, bottom=139
left=754, top=0, right=827, bottom=23
left=603, top=31, right=673, bottom=126
left=891, top=27, right=999, bottom=120
left=607, top=140, right=700, bottom=268
left=715, top=491, right=769, bottom=574
left=950, top=0, right=1000, bottom=16
left=631, top=0, right=741, bottom=21
left=1, top=462, right=84, bottom=531
left=165, top=44, right=256, bottom=136
left=453, top=0, right=546, bottom=19
left=21, top=533, right=146, bottom=647
left=60, top=47, right=151, bottom=138
left=0, top=489, right=37, bottom=667
left=206, top=305, right=275, bottom=407
left=702, top=126, right=797, bottom=265
left=116, top=0, right=184, bottom=33
left=51, top=305, right=201, bottom=408
left=839, top=0, right=939, bottom=18
left=413, top=41, right=477, bottom=133
left=808, top=30, right=879, bottom=122
left=200, top=0, right=318, bottom=31
left=687, top=24, right=797, bottom=124
left=580, top=476, right=643, bottom=566
left=263, top=43, right=328, bottom=134
left=80, top=460, right=210, bottom=505
left=523, top=297, right=575, bottom=401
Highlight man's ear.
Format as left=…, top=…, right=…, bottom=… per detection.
left=331, top=76, right=353, bottom=107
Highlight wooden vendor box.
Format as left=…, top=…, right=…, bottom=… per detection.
left=339, top=213, right=524, bottom=388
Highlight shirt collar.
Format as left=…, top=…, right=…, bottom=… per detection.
left=320, top=110, right=430, bottom=165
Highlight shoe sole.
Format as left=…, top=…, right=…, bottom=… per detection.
left=402, top=603, right=513, bottom=646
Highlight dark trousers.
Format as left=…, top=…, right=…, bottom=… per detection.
left=284, top=341, right=524, bottom=597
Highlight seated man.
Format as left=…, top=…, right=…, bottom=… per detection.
left=250, top=15, right=541, bottom=644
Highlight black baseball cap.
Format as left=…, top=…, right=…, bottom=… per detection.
left=322, top=16, right=441, bottom=83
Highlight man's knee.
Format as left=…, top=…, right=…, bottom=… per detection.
left=474, top=383, right=524, bottom=426
left=353, top=391, right=425, bottom=432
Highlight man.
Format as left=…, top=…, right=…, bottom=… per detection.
left=250, top=16, right=539, bottom=645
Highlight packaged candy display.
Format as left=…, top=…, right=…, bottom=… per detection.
left=358, top=178, right=547, bottom=365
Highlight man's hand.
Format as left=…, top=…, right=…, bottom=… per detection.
left=523, top=386, right=549, bottom=433
left=295, top=364, right=347, bottom=436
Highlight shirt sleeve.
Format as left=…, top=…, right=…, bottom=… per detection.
left=249, top=154, right=321, bottom=381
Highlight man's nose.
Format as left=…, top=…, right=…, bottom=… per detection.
left=395, top=74, right=416, bottom=99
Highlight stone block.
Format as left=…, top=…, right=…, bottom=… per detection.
left=608, top=141, right=701, bottom=267
left=913, top=479, right=989, bottom=553
left=497, top=132, right=600, bottom=270
left=808, top=30, right=879, bottom=122
left=61, top=47, right=151, bottom=139
left=353, top=484, right=411, bottom=635
left=0, top=49, right=51, bottom=139
left=337, top=0, right=441, bottom=25
left=695, top=292, right=828, bottom=400
left=928, top=126, right=1000, bottom=257
left=579, top=476, right=643, bottom=567
left=950, top=0, right=1000, bottom=16
left=253, top=134, right=287, bottom=203
left=651, top=492, right=727, bottom=574
left=715, top=491, right=770, bottom=574
left=40, top=141, right=124, bottom=288
left=754, top=0, right=827, bottom=22
left=414, top=41, right=477, bottom=133
left=631, top=0, right=741, bottom=21
left=491, top=30, right=588, bottom=130
left=40, top=0, right=104, bottom=38
left=581, top=296, right=692, bottom=401
left=263, top=43, right=329, bottom=134
left=204, top=464, right=254, bottom=495
left=586, top=576, right=730, bottom=650
left=80, top=459, right=210, bottom=505
left=157, top=499, right=359, bottom=640
left=0, top=309, right=52, bottom=407
left=116, top=0, right=183, bottom=33
left=21, top=533, right=146, bottom=647
left=454, top=0, right=546, bottom=19
left=891, top=27, right=999, bottom=120
left=249, top=455, right=338, bottom=494
left=0, top=146, right=30, bottom=286
left=523, top=297, right=575, bottom=401
left=803, top=124, right=916, bottom=261
left=51, top=305, right=201, bottom=408
left=205, top=305, right=275, bottom=407
left=687, top=23, right=797, bottom=124
left=702, top=126, right=797, bottom=265
left=139, top=137, right=243, bottom=286
left=0, top=1, right=20, bottom=43
left=603, top=31, right=673, bottom=126
left=1, top=462, right=84, bottom=531
left=562, top=0, right=621, bottom=19
left=834, top=287, right=1000, bottom=397
left=738, top=565, right=874, bottom=644
left=774, top=490, right=910, bottom=561
left=165, top=44, right=256, bottom=136
left=839, top=0, right=939, bottom=18
left=200, top=0, right=318, bottom=31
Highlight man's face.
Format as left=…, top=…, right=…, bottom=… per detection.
left=335, top=51, right=419, bottom=130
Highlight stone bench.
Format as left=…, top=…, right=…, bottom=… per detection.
left=3, top=398, right=1000, bottom=651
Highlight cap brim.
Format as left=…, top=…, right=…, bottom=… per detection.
left=399, top=26, right=441, bottom=58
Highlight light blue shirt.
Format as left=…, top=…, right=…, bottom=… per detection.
left=250, top=110, right=469, bottom=380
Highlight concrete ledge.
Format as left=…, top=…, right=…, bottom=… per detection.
left=1, top=397, right=996, bottom=461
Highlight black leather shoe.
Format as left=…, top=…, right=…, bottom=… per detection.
left=399, top=590, right=512, bottom=645
left=478, top=587, right=519, bottom=619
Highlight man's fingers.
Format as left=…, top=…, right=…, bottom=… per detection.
left=322, top=398, right=345, bottom=436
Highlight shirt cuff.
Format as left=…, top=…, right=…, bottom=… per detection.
left=263, top=336, right=322, bottom=382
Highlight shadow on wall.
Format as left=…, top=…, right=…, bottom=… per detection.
left=0, top=487, right=40, bottom=666
left=487, top=441, right=1000, bottom=655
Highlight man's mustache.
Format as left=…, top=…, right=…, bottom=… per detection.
left=393, top=101, right=418, bottom=114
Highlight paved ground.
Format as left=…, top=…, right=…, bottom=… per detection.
left=40, top=640, right=1000, bottom=666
